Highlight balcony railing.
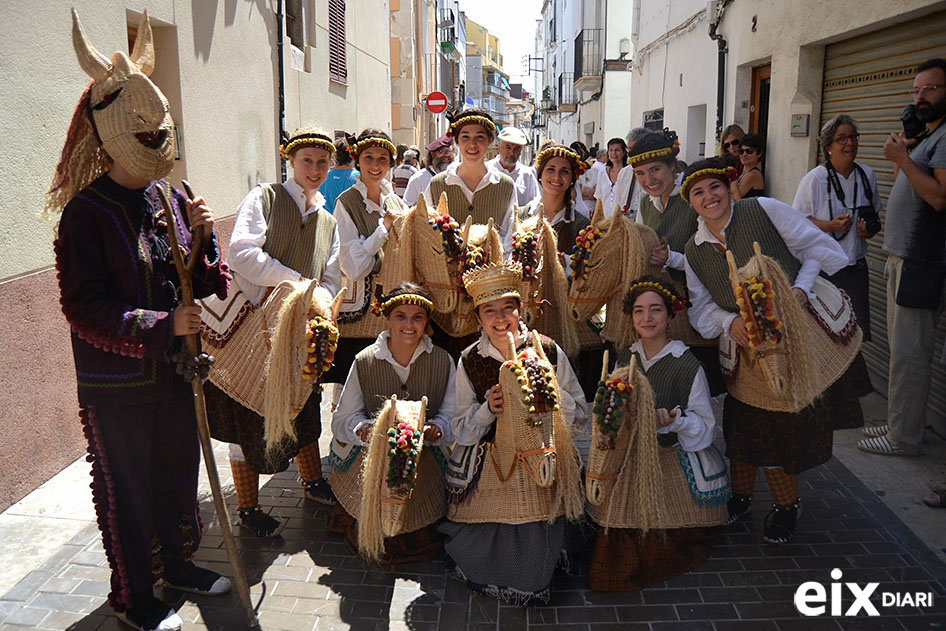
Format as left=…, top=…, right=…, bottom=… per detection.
left=575, top=29, right=602, bottom=79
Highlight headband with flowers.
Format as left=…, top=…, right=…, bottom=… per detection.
left=370, top=293, right=434, bottom=317
left=680, top=166, right=739, bottom=202
left=447, top=114, right=497, bottom=138
left=627, top=279, right=689, bottom=313
left=349, top=136, right=397, bottom=161
left=628, top=139, right=681, bottom=167
left=534, top=145, right=587, bottom=177
left=279, top=134, right=336, bottom=161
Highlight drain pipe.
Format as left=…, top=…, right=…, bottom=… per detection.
left=276, top=0, right=287, bottom=181
left=708, top=0, right=731, bottom=142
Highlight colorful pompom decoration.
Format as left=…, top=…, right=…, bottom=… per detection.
left=302, top=316, right=339, bottom=381
left=734, top=276, right=782, bottom=350
left=508, top=350, right=560, bottom=425
left=592, top=377, right=634, bottom=449
left=386, top=417, right=420, bottom=491
left=569, top=225, right=603, bottom=281
left=511, top=231, right=540, bottom=281
left=429, top=213, right=463, bottom=266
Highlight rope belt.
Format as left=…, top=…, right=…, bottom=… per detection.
left=490, top=446, right=556, bottom=484
left=568, top=282, right=624, bottom=304
left=584, top=470, right=617, bottom=481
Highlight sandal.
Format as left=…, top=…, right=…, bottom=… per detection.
left=856, top=434, right=922, bottom=457
left=763, top=499, right=801, bottom=544
left=923, top=486, right=946, bottom=508
left=726, top=493, right=752, bottom=525
left=861, top=424, right=889, bottom=437
left=302, top=477, right=337, bottom=506
left=237, top=505, right=284, bottom=538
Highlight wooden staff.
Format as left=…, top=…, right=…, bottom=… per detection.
left=157, top=182, right=259, bottom=628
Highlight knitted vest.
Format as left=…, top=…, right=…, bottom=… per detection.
left=684, top=198, right=800, bottom=312
left=428, top=171, right=515, bottom=226
left=553, top=211, right=591, bottom=256
left=260, top=183, right=336, bottom=281
left=638, top=194, right=699, bottom=254
left=354, top=343, right=452, bottom=418
left=629, top=349, right=701, bottom=411
left=336, top=187, right=406, bottom=274
left=461, top=333, right=558, bottom=403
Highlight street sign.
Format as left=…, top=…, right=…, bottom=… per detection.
left=425, top=91, right=448, bottom=114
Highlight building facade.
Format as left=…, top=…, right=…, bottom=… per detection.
left=0, top=0, right=391, bottom=510
left=465, top=16, right=509, bottom=126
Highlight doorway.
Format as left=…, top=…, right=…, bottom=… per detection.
left=749, top=63, right=770, bottom=144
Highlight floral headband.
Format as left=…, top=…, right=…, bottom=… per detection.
left=680, top=166, right=739, bottom=202
left=279, top=134, right=336, bottom=160
left=349, top=136, right=397, bottom=160
left=627, top=279, right=689, bottom=313
left=534, top=146, right=587, bottom=177
left=628, top=139, right=680, bottom=167
left=447, top=114, right=497, bottom=138
left=370, top=293, right=434, bottom=317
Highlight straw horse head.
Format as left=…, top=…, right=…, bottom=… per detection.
left=512, top=210, right=579, bottom=357
left=431, top=205, right=503, bottom=337
left=494, top=331, right=583, bottom=520
left=585, top=350, right=663, bottom=532
left=567, top=202, right=661, bottom=350
left=726, top=243, right=818, bottom=411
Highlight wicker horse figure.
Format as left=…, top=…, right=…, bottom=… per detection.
left=430, top=213, right=504, bottom=338
left=723, top=242, right=861, bottom=413
left=567, top=204, right=660, bottom=350
left=337, top=196, right=455, bottom=338
left=512, top=212, right=581, bottom=358
left=448, top=331, right=583, bottom=525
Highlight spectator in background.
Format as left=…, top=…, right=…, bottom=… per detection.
left=595, top=137, right=628, bottom=213
left=487, top=127, right=539, bottom=207
left=858, top=58, right=946, bottom=457
left=610, top=127, right=650, bottom=219
left=320, top=138, right=359, bottom=214
left=403, top=135, right=454, bottom=206
left=731, top=133, right=765, bottom=200
left=793, top=114, right=882, bottom=343
left=719, top=124, right=746, bottom=177
left=392, top=148, right=419, bottom=197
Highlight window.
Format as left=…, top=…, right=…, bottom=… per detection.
left=286, top=0, right=304, bottom=50
left=643, top=108, right=664, bottom=131
left=328, top=0, right=347, bottom=84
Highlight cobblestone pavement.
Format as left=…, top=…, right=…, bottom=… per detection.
left=2, top=410, right=946, bottom=629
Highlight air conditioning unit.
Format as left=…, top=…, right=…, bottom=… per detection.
left=584, top=122, right=595, bottom=134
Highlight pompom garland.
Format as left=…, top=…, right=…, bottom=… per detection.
left=734, top=276, right=783, bottom=350
left=680, top=166, right=739, bottom=202
left=279, top=134, right=336, bottom=160
left=628, top=140, right=680, bottom=166
left=385, top=416, right=421, bottom=491
left=627, top=279, right=689, bottom=313
left=569, top=224, right=603, bottom=281
left=370, top=293, right=434, bottom=317
left=508, top=350, right=560, bottom=423
left=447, top=114, right=497, bottom=137
left=349, top=137, right=397, bottom=160
left=428, top=213, right=463, bottom=265
left=592, top=377, right=634, bottom=449
left=534, top=145, right=586, bottom=177
left=302, top=316, right=338, bottom=381
left=511, top=231, right=540, bottom=281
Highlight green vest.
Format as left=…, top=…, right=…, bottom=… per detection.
left=638, top=193, right=699, bottom=254
left=354, top=343, right=452, bottom=418
left=684, top=198, right=800, bottom=312
left=259, top=183, right=336, bottom=282
left=428, top=171, right=514, bottom=226
left=336, top=187, right=406, bottom=275
left=553, top=211, right=591, bottom=256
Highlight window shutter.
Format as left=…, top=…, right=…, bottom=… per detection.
left=328, top=0, right=347, bottom=84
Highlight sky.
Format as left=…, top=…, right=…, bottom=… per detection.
left=459, top=0, right=544, bottom=88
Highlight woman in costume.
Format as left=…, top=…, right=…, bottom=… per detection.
left=731, top=133, right=765, bottom=200
left=587, top=276, right=728, bottom=591
left=327, top=282, right=454, bottom=561
left=49, top=11, right=232, bottom=629
left=681, top=157, right=870, bottom=543
left=793, top=114, right=882, bottom=343
left=594, top=137, right=628, bottom=213
left=206, top=127, right=342, bottom=538
left=330, top=128, right=408, bottom=384
left=423, top=108, right=516, bottom=255
left=440, top=261, right=588, bottom=605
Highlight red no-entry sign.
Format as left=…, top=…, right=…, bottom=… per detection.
left=425, top=91, right=448, bottom=114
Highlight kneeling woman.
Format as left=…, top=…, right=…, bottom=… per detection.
left=587, top=276, right=729, bottom=591
left=441, top=261, right=588, bottom=605
left=328, top=283, right=455, bottom=563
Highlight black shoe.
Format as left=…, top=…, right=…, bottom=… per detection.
left=763, top=499, right=802, bottom=544
left=726, top=493, right=752, bottom=525
left=302, top=477, right=337, bottom=506
left=238, top=505, right=285, bottom=537
left=116, top=595, right=182, bottom=631
left=162, top=562, right=231, bottom=596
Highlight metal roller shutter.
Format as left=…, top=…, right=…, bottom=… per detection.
left=820, top=10, right=946, bottom=427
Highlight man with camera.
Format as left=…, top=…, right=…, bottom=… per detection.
left=858, top=58, right=946, bottom=457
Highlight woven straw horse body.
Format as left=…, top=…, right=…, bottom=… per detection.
left=586, top=352, right=728, bottom=531
left=356, top=396, right=447, bottom=563
left=200, top=280, right=343, bottom=448
left=448, top=331, right=583, bottom=525
left=723, top=243, right=861, bottom=413
left=338, top=196, right=456, bottom=338
left=513, top=212, right=583, bottom=358
left=567, top=204, right=660, bottom=350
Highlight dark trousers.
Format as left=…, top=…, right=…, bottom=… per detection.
left=82, top=393, right=201, bottom=610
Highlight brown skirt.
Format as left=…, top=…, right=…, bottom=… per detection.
left=325, top=504, right=443, bottom=564
left=587, top=526, right=716, bottom=592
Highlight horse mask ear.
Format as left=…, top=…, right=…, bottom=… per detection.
left=436, top=191, right=450, bottom=219
left=129, top=10, right=155, bottom=76
left=591, top=198, right=605, bottom=225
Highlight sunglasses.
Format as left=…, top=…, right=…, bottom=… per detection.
left=723, top=139, right=742, bottom=148
left=738, top=147, right=758, bottom=155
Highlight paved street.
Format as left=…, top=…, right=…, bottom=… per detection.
left=2, top=391, right=946, bottom=630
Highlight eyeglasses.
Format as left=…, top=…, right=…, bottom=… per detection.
left=738, top=147, right=758, bottom=155
left=723, top=139, right=742, bottom=148
left=909, top=84, right=943, bottom=97
left=832, top=133, right=860, bottom=145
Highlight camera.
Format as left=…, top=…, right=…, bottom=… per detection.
left=856, top=205, right=882, bottom=235
left=901, top=105, right=926, bottom=139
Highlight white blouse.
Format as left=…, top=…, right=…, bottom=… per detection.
left=333, top=176, right=401, bottom=282
left=635, top=173, right=687, bottom=271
